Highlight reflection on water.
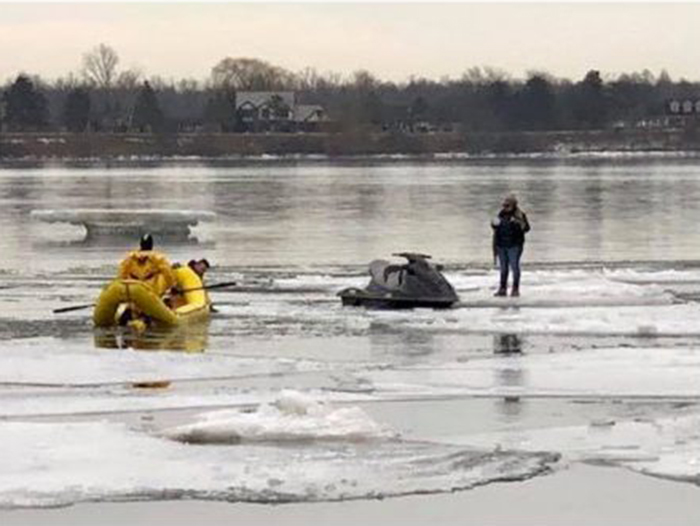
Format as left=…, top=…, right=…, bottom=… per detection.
left=94, top=323, right=210, bottom=353
left=494, top=361, right=526, bottom=390
left=369, top=329, right=438, bottom=359
left=34, top=236, right=215, bottom=250
left=494, top=334, right=526, bottom=418
left=3, top=158, right=700, bottom=272
left=499, top=396, right=525, bottom=419
left=493, top=333, right=524, bottom=354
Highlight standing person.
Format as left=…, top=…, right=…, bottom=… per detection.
left=491, top=194, right=530, bottom=297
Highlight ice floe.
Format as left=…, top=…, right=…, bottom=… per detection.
left=31, top=209, right=216, bottom=239
left=451, top=413, right=700, bottom=486
left=365, top=303, right=700, bottom=337
left=217, top=298, right=700, bottom=339
left=214, top=266, right=694, bottom=339
left=0, top=419, right=556, bottom=508
left=452, top=268, right=676, bottom=307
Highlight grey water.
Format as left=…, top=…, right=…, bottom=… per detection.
left=1, top=157, right=700, bottom=355
left=2, top=157, right=700, bottom=273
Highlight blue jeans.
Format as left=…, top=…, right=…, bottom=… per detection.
left=497, top=245, right=523, bottom=290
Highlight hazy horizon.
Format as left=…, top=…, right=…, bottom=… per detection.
left=1, top=3, right=700, bottom=84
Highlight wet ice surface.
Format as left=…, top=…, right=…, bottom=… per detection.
left=0, top=337, right=330, bottom=386
left=363, top=347, right=700, bottom=398
left=449, top=412, right=700, bottom=486
left=1, top=160, right=700, bottom=508
left=2, top=263, right=700, bottom=506
left=0, top=418, right=556, bottom=509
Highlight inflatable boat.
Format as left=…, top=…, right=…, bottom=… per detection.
left=93, top=265, right=211, bottom=329
left=338, top=253, right=459, bottom=309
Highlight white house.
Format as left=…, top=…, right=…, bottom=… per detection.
left=235, top=92, right=328, bottom=131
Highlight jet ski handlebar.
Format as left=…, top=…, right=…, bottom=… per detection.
left=392, top=252, right=432, bottom=262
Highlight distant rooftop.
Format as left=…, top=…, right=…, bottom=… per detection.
left=236, top=92, right=295, bottom=109
left=295, top=104, right=327, bottom=122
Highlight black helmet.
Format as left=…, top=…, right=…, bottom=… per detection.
left=140, top=233, right=154, bottom=251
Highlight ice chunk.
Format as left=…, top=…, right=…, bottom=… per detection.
left=163, top=390, right=394, bottom=444
left=31, top=209, right=216, bottom=239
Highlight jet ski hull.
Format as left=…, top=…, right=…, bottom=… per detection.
left=339, top=253, right=459, bottom=310
left=338, top=288, right=457, bottom=309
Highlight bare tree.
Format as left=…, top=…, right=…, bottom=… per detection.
left=54, top=72, right=82, bottom=91
left=296, top=67, right=318, bottom=90
left=177, top=78, right=200, bottom=92
left=82, top=44, right=120, bottom=88
left=115, top=68, right=142, bottom=90
left=351, top=70, right=379, bottom=92
left=211, top=57, right=295, bottom=91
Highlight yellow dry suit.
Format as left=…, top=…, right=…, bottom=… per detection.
left=117, top=250, right=177, bottom=297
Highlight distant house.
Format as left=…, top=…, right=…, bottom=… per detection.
left=667, top=98, right=700, bottom=115
left=294, top=104, right=328, bottom=132
left=665, top=98, right=700, bottom=128
left=668, top=100, right=681, bottom=114
left=235, top=92, right=329, bottom=132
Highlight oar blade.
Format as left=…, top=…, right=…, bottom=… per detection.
left=53, top=303, right=94, bottom=314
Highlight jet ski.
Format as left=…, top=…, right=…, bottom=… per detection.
left=338, top=253, right=459, bottom=309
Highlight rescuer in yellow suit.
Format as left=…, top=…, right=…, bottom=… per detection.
left=117, top=234, right=177, bottom=297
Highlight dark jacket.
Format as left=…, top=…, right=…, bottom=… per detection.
left=492, top=209, right=530, bottom=248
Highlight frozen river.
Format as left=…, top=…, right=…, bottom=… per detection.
left=0, top=156, right=699, bottom=509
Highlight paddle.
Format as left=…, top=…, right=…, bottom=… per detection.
left=52, top=280, right=237, bottom=314
left=52, top=303, right=98, bottom=314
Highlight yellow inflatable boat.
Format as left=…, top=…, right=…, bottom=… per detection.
left=93, top=266, right=211, bottom=328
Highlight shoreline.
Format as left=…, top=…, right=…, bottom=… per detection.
left=2, top=149, right=700, bottom=167
left=1, top=129, right=699, bottom=163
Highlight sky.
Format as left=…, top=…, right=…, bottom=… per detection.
left=0, top=2, right=699, bottom=84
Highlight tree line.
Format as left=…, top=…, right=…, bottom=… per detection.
left=1, top=43, right=699, bottom=134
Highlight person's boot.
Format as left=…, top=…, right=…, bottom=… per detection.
left=511, top=286, right=520, bottom=297
left=494, top=287, right=507, bottom=297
